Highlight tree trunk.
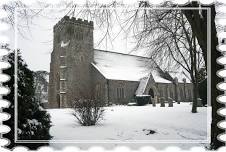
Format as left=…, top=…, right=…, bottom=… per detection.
left=181, top=2, right=225, bottom=149
left=192, top=82, right=198, bottom=113
left=192, top=36, right=198, bottom=113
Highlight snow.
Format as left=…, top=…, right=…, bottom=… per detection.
left=41, top=99, right=48, bottom=103
left=38, top=105, right=45, bottom=110
left=27, top=119, right=40, bottom=126
left=127, top=102, right=137, bottom=106
left=48, top=103, right=210, bottom=149
left=93, top=49, right=159, bottom=81
left=60, top=40, right=70, bottom=48
left=136, top=95, right=150, bottom=97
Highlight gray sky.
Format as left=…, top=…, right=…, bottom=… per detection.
left=9, top=6, right=226, bottom=72
left=10, top=8, right=143, bottom=72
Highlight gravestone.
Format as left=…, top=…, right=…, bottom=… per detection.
left=197, top=98, right=203, bottom=107
left=160, top=97, right=165, bottom=107
left=168, top=98, right=173, bottom=107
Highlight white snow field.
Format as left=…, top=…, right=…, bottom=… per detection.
left=48, top=103, right=210, bottom=149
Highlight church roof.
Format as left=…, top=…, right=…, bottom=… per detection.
left=92, top=49, right=172, bottom=83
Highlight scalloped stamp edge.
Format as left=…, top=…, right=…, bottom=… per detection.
left=0, top=0, right=225, bottom=151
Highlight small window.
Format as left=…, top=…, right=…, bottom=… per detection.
left=60, top=81, right=66, bottom=92
left=60, top=57, right=66, bottom=66
left=60, top=68, right=67, bottom=79
left=60, top=94, right=66, bottom=103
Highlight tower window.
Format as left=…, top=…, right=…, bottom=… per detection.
left=60, top=81, right=66, bottom=92
left=60, top=57, right=66, bottom=66
left=60, top=68, right=67, bottom=79
left=117, top=88, right=125, bottom=99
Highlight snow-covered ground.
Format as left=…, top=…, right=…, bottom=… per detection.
left=48, top=103, right=210, bottom=150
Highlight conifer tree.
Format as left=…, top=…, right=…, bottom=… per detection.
left=3, top=48, right=52, bottom=149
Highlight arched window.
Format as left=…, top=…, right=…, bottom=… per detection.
left=117, top=87, right=125, bottom=99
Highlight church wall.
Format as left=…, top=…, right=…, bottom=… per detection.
left=155, top=83, right=193, bottom=103
left=108, top=80, right=139, bottom=104
left=48, top=16, right=196, bottom=108
left=91, top=65, right=108, bottom=104
left=176, top=83, right=193, bottom=102
left=48, top=49, right=61, bottom=108
left=156, top=83, right=172, bottom=102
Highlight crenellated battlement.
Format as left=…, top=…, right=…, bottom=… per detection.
left=54, top=16, right=93, bottom=30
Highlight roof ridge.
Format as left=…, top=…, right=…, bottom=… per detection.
left=94, top=49, right=152, bottom=60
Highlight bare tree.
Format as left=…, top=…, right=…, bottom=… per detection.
left=181, top=1, right=225, bottom=149
left=130, top=7, right=205, bottom=112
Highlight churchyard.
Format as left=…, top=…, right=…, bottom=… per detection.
left=48, top=102, right=209, bottom=149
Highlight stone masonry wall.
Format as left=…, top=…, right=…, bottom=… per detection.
left=108, top=80, right=139, bottom=104
left=91, top=64, right=108, bottom=104
left=48, top=16, right=94, bottom=108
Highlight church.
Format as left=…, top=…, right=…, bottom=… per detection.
left=48, top=16, right=194, bottom=108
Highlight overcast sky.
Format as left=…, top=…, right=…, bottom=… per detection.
left=9, top=8, right=143, bottom=72
left=9, top=6, right=226, bottom=72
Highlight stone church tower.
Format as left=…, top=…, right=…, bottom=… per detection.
left=48, top=16, right=94, bottom=108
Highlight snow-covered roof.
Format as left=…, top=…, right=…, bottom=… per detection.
left=93, top=49, right=172, bottom=83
